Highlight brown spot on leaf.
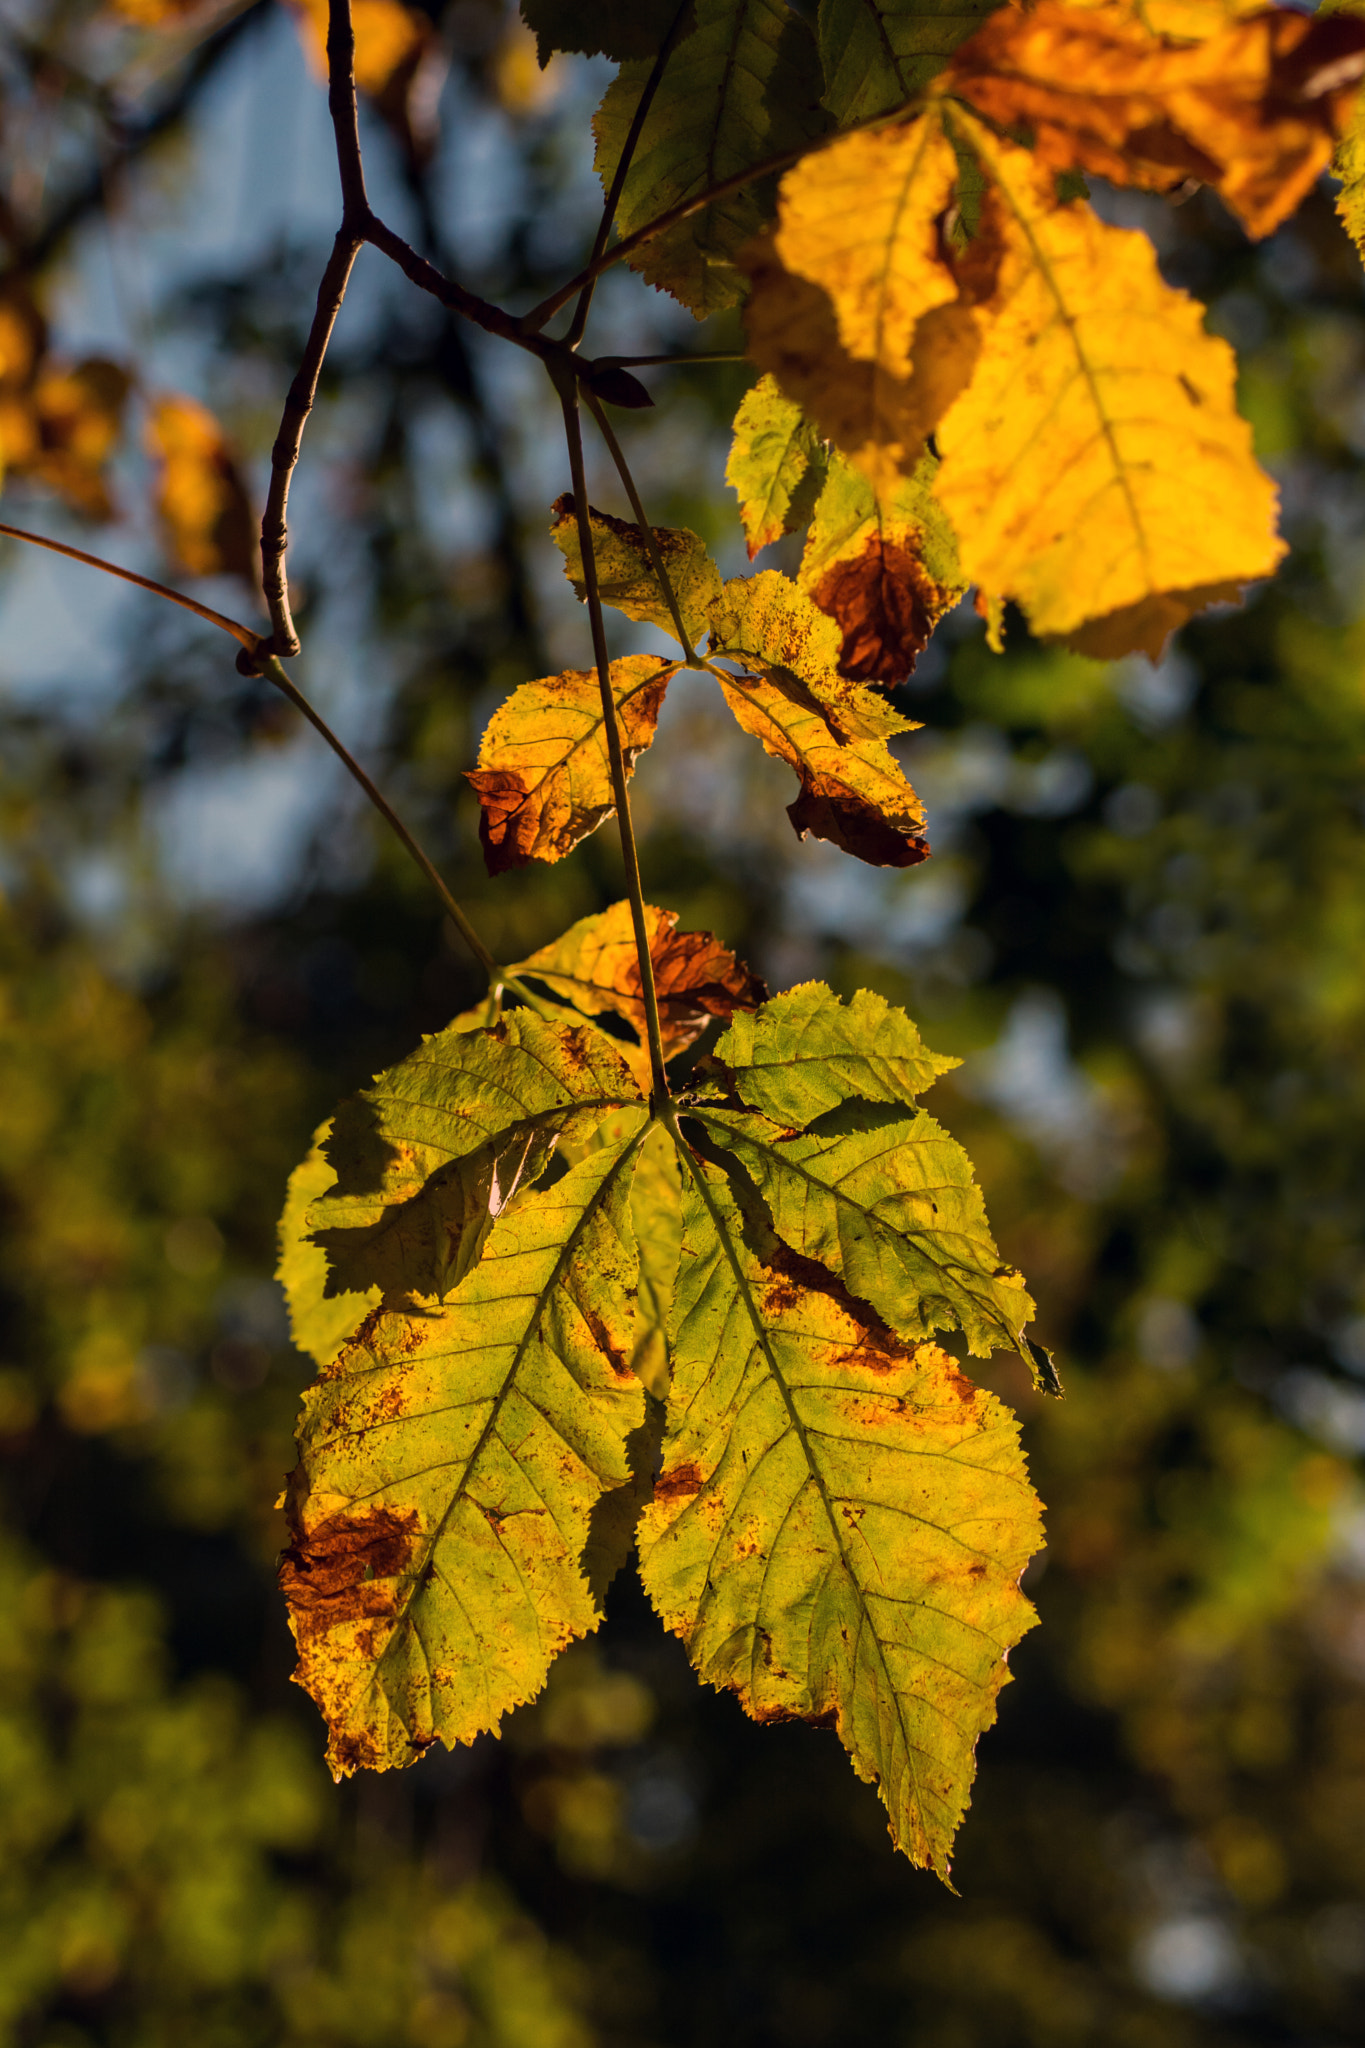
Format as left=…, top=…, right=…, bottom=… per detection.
left=582, top=1304, right=633, bottom=1381
left=653, top=1461, right=706, bottom=1505
left=810, top=537, right=954, bottom=686
left=279, top=1505, right=420, bottom=1637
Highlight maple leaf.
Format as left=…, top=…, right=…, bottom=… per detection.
left=944, top=0, right=1365, bottom=240
left=817, top=0, right=1000, bottom=127
left=549, top=493, right=721, bottom=647
left=507, top=899, right=767, bottom=1069
left=798, top=448, right=965, bottom=684
left=740, top=115, right=970, bottom=493
left=727, top=375, right=830, bottom=559
left=145, top=393, right=255, bottom=582
left=933, top=113, right=1285, bottom=655
left=636, top=1153, right=1042, bottom=1876
left=281, top=1121, right=650, bottom=1776
left=707, top=570, right=931, bottom=865
left=467, top=654, right=677, bottom=873
left=591, top=0, right=828, bottom=319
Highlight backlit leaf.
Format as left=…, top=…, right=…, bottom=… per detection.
left=1333, top=69, right=1365, bottom=264
left=741, top=114, right=964, bottom=493
left=508, top=899, right=767, bottom=1067
left=944, top=0, right=1365, bottom=240
left=934, top=113, right=1285, bottom=654
left=636, top=1147, right=1042, bottom=1875
left=592, top=0, right=827, bottom=319
left=520, top=0, right=683, bottom=64
left=467, top=655, right=677, bottom=873
left=306, top=1012, right=641, bottom=1303
left=146, top=393, right=255, bottom=582
left=726, top=374, right=829, bottom=558
left=706, top=980, right=957, bottom=1124
left=277, top=1124, right=380, bottom=1370
left=550, top=493, right=721, bottom=646
left=281, top=1123, right=650, bottom=1776
left=707, top=570, right=930, bottom=865
left=798, top=449, right=965, bottom=683
left=816, top=0, right=999, bottom=126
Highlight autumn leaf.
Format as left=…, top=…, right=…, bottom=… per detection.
left=508, top=899, right=767, bottom=1068
left=467, top=655, right=677, bottom=873
left=798, top=449, right=965, bottom=683
left=304, top=1011, right=640, bottom=1304
left=740, top=114, right=971, bottom=493
left=636, top=1151, right=1042, bottom=1875
left=550, top=493, right=721, bottom=648
left=520, top=0, right=683, bottom=65
left=934, top=114, right=1285, bottom=654
left=944, top=0, right=1365, bottom=240
left=702, top=980, right=957, bottom=1124
left=726, top=375, right=829, bottom=559
left=277, top=1123, right=380, bottom=1370
left=592, top=0, right=828, bottom=318
left=707, top=570, right=930, bottom=866
left=281, top=1121, right=650, bottom=1776
left=1333, top=56, right=1365, bottom=264
left=146, top=393, right=255, bottom=582
left=817, top=0, right=1000, bottom=127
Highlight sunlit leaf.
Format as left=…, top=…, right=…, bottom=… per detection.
left=305, top=1011, right=640, bottom=1305
left=934, top=113, right=1285, bottom=655
left=798, top=449, right=965, bottom=683
left=816, top=0, right=999, bottom=127
left=145, top=393, right=255, bottom=582
left=508, top=899, right=767, bottom=1067
left=592, top=0, right=827, bottom=319
left=707, top=570, right=930, bottom=865
left=468, top=655, right=678, bottom=873
left=277, top=1123, right=380, bottom=1371
left=636, top=1146, right=1042, bottom=1876
left=944, top=0, right=1365, bottom=240
left=726, top=374, right=829, bottom=559
left=705, top=980, right=958, bottom=1124
left=550, top=492, right=721, bottom=647
left=281, top=1123, right=650, bottom=1776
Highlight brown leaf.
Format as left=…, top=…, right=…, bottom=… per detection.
left=508, top=900, right=768, bottom=1064
left=467, top=656, right=677, bottom=873
left=146, top=393, right=255, bottom=582
left=944, top=0, right=1365, bottom=239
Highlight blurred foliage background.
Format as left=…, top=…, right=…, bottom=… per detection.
left=3, top=1, right=1365, bottom=2043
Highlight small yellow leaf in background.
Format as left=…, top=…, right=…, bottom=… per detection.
left=944, top=0, right=1365, bottom=240
left=934, top=117, right=1285, bottom=656
left=467, top=656, right=677, bottom=872
left=145, top=393, right=255, bottom=581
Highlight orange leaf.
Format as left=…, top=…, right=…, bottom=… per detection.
left=944, top=0, right=1365, bottom=240
left=508, top=900, right=767, bottom=1065
left=467, top=657, right=678, bottom=874
left=28, top=361, right=131, bottom=521
left=146, top=394, right=256, bottom=582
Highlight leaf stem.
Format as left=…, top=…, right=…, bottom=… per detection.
left=582, top=385, right=698, bottom=665
left=0, top=521, right=262, bottom=653
left=555, top=375, right=671, bottom=1104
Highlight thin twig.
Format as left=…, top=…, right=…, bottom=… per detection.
left=555, top=374, right=671, bottom=1102
left=0, top=521, right=261, bottom=652
left=582, top=386, right=697, bottom=665
left=563, top=0, right=693, bottom=351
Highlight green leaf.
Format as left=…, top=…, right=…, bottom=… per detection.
left=706, top=981, right=958, bottom=1124
left=637, top=1144, right=1043, bottom=1876
left=816, top=0, right=1001, bottom=127
left=627, top=1120, right=684, bottom=1399
left=550, top=493, right=721, bottom=647
left=307, top=1013, right=640, bottom=1304
left=276, top=1123, right=380, bottom=1369
left=706, top=570, right=931, bottom=866
left=520, top=0, right=684, bottom=65
left=281, top=1121, right=651, bottom=1777
left=694, top=1096, right=1036, bottom=1362
left=726, top=374, right=830, bottom=558
left=798, top=449, right=966, bottom=684
left=593, top=0, right=828, bottom=319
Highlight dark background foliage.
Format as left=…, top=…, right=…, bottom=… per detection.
left=2, top=3, right=1365, bottom=2043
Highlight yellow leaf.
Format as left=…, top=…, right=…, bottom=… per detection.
left=708, top=571, right=930, bottom=866
left=467, top=656, right=678, bottom=872
left=145, top=393, right=255, bottom=582
left=726, top=375, right=828, bottom=560
left=798, top=449, right=965, bottom=684
left=276, top=1124, right=380, bottom=1370
left=549, top=493, right=722, bottom=648
left=934, top=115, right=1285, bottom=654
left=742, top=114, right=964, bottom=492
left=1334, top=71, right=1365, bottom=264
left=944, top=0, right=1365, bottom=240
left=636, top=1152, right=1042, bottom=1877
